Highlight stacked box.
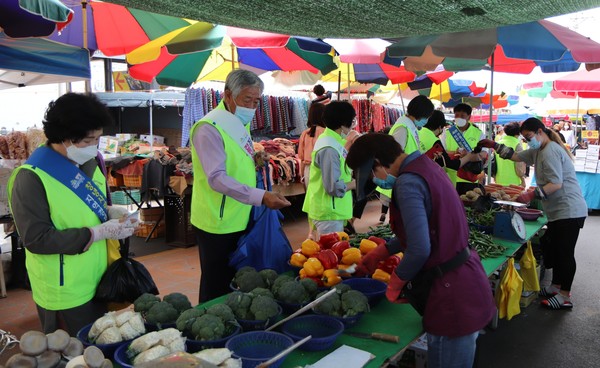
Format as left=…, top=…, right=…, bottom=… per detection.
left=574, top=149, right=587, bottom=172
left=396, top=334, right=427, bottom=368
left=586, top=145, right=600, bottom=173
left=115, top=133, right=137, bottom=141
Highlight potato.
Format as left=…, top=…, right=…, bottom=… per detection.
left=47, top=329, right=70, bottom=351
left=6, top=353, right=37, bottom=368
left=83, top=346, right=105, bottom=368
left=20, top=330, right=48, bottom=356
left=473, top=188, right=483, bottom=196
left=36, top=350, right=62, bottom=368
left=62, top=337, right=84, bottom=358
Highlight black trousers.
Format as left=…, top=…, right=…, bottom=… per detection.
left=36, top=299, right=107, bottom=335
left=542, top=217, right=585, bottom=292
left=195, top=227, right=244, bottom=303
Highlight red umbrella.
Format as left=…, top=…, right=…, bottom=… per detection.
left=554, top=68, right=600, bottom=98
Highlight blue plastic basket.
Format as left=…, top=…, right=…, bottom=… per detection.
left=276, top=300, right=309, bottom=315
left=237, top=305, right=282, bottom=331
left=313, top=310, right=364, bottom=328
left=113, top=343, right=134, bottom=368
left=110, top=190, right=141, bottom=205
left=225, top=331, right=294, bottom=368
left=186, top=325, right=241, bottom=353
left=77, top=323, right=131, bottom=358
left=281, top=314, right=344, bottom=351
left=143, top=321, right=177, bottom=332
left=342, top=277, right=387, bottom=307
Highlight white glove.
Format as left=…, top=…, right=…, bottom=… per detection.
left=89, top=219, right=134, bottom=242
left=107, top=205, right=130, bottom=220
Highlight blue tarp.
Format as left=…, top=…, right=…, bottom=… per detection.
left=496, top=113, right=535, bottom=125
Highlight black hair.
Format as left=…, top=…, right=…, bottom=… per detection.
left=521, top=117, right=573, bottom=159
left=43, top=93, right=114, bottom=144
left=346, top=133, right=403, bottom=170
left=307, top=102, right=326, bottom=137
left=313, top=84, right=325, bottom=96
left=454, top=103, right=473, bottom=116
left=424, top=110, right=447, bottom=130
left=503, top=122, right=520, bottom=136
left=323, top=101, right=356, bottom=130
left=406, top=95, right=434, bottom=120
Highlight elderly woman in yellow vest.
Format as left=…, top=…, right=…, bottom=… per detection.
left=494, top=122, right=526, bottom=186
left=8, top=93, right=136, bottom=335
left=190, top=69, right=291, bottom=303
left=303, top=101, right=356, bottom=238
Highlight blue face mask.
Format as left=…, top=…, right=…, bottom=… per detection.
left=373, top=172, right=397, bottom=189
left=528, top=136, right=541, bottom=149
left=414, top=118, right=428, bottom=128
left=234, top=104, right=256, bottom=126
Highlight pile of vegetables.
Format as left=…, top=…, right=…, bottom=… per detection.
left=224, top=288, right=280, bottom=321
left=193, top=348, right=241, bottom=367
left=133, top=292, right=192, bottom=328
left=175, top=304, right=238, bottom=341
left=312, top=284, right=370, bottom=318
left=466, top=207, right=499, bottom=227
left=271, top=275, right=318, bottom=305
left=126, top=328, right=186, bottom=365
left=64, top=346, right=110, bottom=368
left=232, top=267, right=278, bottom=292
left=87, top=311, right=145, bottom=345
left=484, top=184, right=527, bottom=201
left=460, top=187, right=485, bottom=203
left=348, top=224, right=394, bottom=247
left=469, top=231, right=507, bottom=259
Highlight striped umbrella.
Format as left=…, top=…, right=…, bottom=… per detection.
left=0, top=0, right=73, bottom=38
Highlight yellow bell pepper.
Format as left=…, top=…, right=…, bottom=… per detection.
left=337, top=231, right=350, bottom=241
left=322, top=269, right=342, bottom=287
left=372, top=268, right=391, bottom=283
left=299, top=268, right=307, bottom=279
left=359, top=239, right=378, bottom=255
left=341, top=247, right=362, bottom=265
left=301, top=239, right=321, bottom=257
left=290, top=253, right=307, bottom=268
left=303, top=257, right=324, bottom=277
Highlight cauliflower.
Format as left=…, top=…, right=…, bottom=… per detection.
left=163, top=292, right=192, bottom=313
left=193, top=348, right=232, bottom=366
left=276, top=280, right=309, bottom=304
left=312, top=290, right=342, bottom=317
left=88, top=313, right=116, bottom=341
left=176, top=308, right=205, bottom=332
left=235, top=270, right=266, bottom=292
left=165, top=336, right=186, bottom=354
left=119, top=321, right=142, bottom=341
left=133, top=345, right=170, bottom=365
left=341, top=290, right=370, bottom=317
left=157, top=328, right=186, bottom=353
left=115, top=311, right=135, bottom=327
left=250, top=295, right=279, bottom=321
left=133, top=293, right=161, bottom=315
left=95, top=326, right=122, bottom=345
left=129, top=313, right=146, bottom=335
left=145, top=301, right=179, bottom=326
left=225, top=291, right=253, bottom=320
left=128, top=331, right=161, bottom=358
left=258, top=269, right=278, bottom=288
left=206, top=304, right=236, bottom=323
left=191, top=314, right=225, bottom=341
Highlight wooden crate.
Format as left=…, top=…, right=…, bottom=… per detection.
left=134, top=221, right=165, bottom=239
left=140, top=207, right=164, bottom=222
left=123, top=174, right=142, bottom=187
left=107, top=171, right=124, bottom=187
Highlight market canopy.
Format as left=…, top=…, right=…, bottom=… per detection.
left=103, top=0, right=598, bottom=39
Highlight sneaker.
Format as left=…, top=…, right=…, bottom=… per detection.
left=539, top=285, right=559, bottom=298
left=541, top=294, right=573, bottom=310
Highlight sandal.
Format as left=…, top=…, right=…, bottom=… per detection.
left=538, top=286, right=559, bottom=298
left=541, top=295, right=573, bottom=310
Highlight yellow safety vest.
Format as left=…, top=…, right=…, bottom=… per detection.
left=495, top=135, right=521, bottom=186
left=445, top=124, right=483, bottom=184
left=418, top=127, right=438, bottom=153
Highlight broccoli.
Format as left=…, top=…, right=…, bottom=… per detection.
left=312, top=290, right=342, bottom=316
left=176, top=308, right=205, bottom=332
left=333, top=283, right=352, bottom=294
left=341, top=290, right=370, bottom=317
left=258, top=269, right=278, bottom=288
left=133, top=293, right=161, bottom=315
left=299, top=278, right=318, bottom=297
left=191, top=314, right=225, bottom=341
left=145, top=301, right=179, bottom=326
left=206, top=304, right=236, bottom=323
left=275, top=280, right=309, bottom=304
left=250, top=295, right=280, bottom=321
left=249, top=287, right=274, bottom=299
left=163, top=292, right=192, bottom=313
left=271, top=274, right=294, bottom=295
left=234, top=266, right=257, bottom=279
left=225, top=291, right=253, bottom=319
left=235, top=270, right=266, bottom=292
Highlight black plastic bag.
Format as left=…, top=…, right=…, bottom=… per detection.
left=95, top=239, right=159, bottom=303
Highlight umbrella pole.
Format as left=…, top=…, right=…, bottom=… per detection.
left=337, top=71, right=341, bottom=100
left=486, top=52, right=496, bottom=185
left=82, top=0, right=91, bottom=92
left=149, top=99, right=154, bottom=152
left=575, top=95, right=581, bottom=143
left=347, top=63, right=351, bottom=101
left=231, top=43, right=235, bottom=70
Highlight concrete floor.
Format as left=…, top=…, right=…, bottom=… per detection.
left=1, top=199, right=599, bottom=367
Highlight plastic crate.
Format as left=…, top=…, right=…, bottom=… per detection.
left=107, top=171, right=124, bottom=187
left=123, top=174, right=142, bottom=187
left=110, top=190, right=141, bottom=205
left=140, top=207, right=164, bottom=222
left=165, top=193, right=195, bottom=247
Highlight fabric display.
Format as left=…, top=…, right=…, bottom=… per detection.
left=350, top=100, right=404, bottom=133
left=181, top=87, right=224, bottom=146
left=0, top=129, right=46, bottom=160
left=255, top=138, right=301, bottom=186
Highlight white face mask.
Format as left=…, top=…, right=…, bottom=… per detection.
left=65, top=142, right=98, bottom=165
left=233, top=103, right=257, bottom=126
left=455, top=118, right=468, bottom=128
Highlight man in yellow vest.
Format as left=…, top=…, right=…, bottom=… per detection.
left=190, top=69, right=291, bottom=303
left=8, top=93, right=136, bottom=334
left=303, top=101, right=356, bottom=238
left=494, top=122, right=526, bottom=186
left=441, top=103, right=486, bottom=194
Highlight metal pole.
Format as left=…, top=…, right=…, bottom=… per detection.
left=82, top=1, right=91, bottom=92
left=337, top=71, right=341, bottom=100
left=575, top=95, right=581, bottom=143
left=148, top=99, right=154, bottom=151
left=104, top=59, right=113, bottom=92
left=347, top=63, right=351, bottom=101
left=486, top=52, right=495, bottom=184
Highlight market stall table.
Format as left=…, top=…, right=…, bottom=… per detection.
left=575, top=172, right=600, bottom=210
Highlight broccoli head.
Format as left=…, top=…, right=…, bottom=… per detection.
left=206, top=304, right=236, bottom=323
left=299, top=278, right=318, bottom=297
left=235, top=266, right=257, bottom=279
left=249, top=287, right=274, bottom=299
left=191, top=314, right=225, bottom=341
left=275, top=280, right=309, bottom=304
left=225, top=291, right=253, bottom=320
left=271, top=274, right=294, bottom=295
left=341, top=290, right=370, bottom=317
left=133, top=293, right=161, bottom=315
left=313, top=290, right=341, bottom=317
left=235, top=270, right=266, bottom=292
left=163, top=292, right=192, bottom=313
left=145, top=301, right=179, bottom=325
left=176, top=308, right=205, bottom=332
left=333, top=283, right=352, bottom=294
left=258, top=269, right=278, bottom=288
left=250, top=295, right=280, bottom=321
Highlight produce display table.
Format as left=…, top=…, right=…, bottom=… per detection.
left=575, top=172, right=600, bottom=210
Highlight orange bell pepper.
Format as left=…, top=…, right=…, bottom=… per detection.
left=372, top=268, right=391, bottom=283
left=337, top=231, right=350, bottom=241
left=359, top=239, right=378, bottom=255
left=301, top=239, right=321, bottom=257
left=322, top=269, right=342, bottom=287
left=299, top=268, right=307, bottom=278
left=290, top=253, right=307, bottom=268
left=303, top=257, right=324, bottom=277
left=341, top=247, right=362, bottom=265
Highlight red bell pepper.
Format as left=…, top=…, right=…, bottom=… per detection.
left=318, top=232, right=340, bottom=249
left=331, top=241, right=350, bottom=259
left=316, top=249, right=339, bottom=270
left=377, top=255, right=402, bottom=274
left=368, top=236, right=386, bottom=247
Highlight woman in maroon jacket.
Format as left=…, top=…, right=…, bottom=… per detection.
left=347, top=133, right=495, bottom=368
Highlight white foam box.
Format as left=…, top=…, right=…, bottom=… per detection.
left=395, top=333, right=428, bottom=368
left=140, top=134, right=165, bottom=145
left=115, top=133, right=137, bottom=141
left=98, top=136, right=120, bottom=154
left=575, top=149, right=587, bottom=158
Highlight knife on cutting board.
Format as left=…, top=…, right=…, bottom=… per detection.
left=344, top=331, right=400, bottom=343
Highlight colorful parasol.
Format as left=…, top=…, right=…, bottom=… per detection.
left=0, top=0, right=74, bottom=38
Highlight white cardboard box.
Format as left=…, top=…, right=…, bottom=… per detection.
left=98, top=136, right=120, bottom=154
left=140, top=134, right=165, bottom=145
left=115, top=133, right=137, bottom=141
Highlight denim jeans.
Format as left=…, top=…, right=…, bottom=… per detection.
left=427, top=331, right=479, bottom=368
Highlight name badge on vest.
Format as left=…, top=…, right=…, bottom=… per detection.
left=203, top=109, right=255, bottom=158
